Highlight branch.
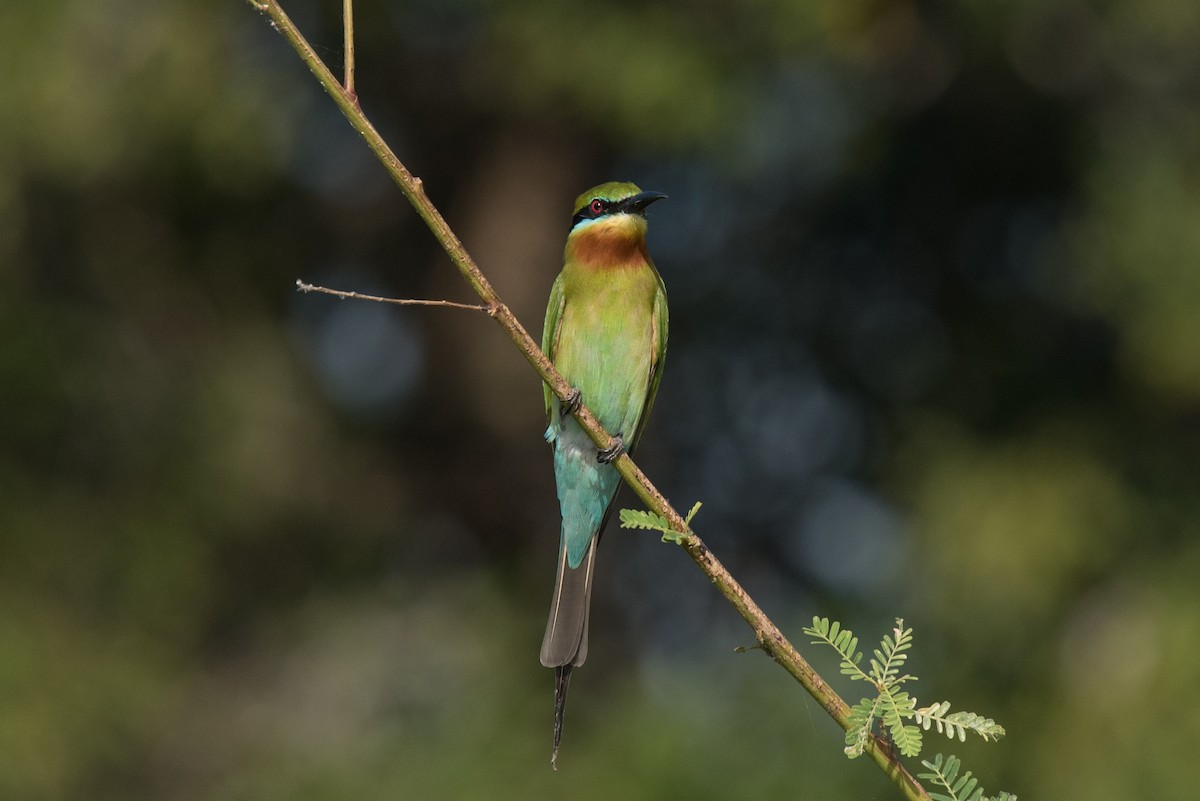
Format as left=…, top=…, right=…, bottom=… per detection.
left=246, top=3, right=931, bottom=799
left=342, top=0, right=356, bottom=104
left=296, top=280, right=489, bottom=311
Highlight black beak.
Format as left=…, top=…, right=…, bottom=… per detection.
left=618, top=191, right=668, bottom=215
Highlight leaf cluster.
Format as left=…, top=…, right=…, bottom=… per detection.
left=803, top=617, right=921, bottom=757
left=619, top=501, right=701, bottom=543
left=802, top=617, right=1013, bottom=798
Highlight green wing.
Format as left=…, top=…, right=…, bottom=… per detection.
left=542, top=272, right=567, bottom=422
left=631, top=273, right=668, bottom=449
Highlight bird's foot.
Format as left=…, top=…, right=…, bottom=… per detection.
left=560, top=387, right=583, bottom=417
left=597, top=434, right=625, bottom=464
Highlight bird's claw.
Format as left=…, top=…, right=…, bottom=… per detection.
left=560, top=388, right=583, bottom=417
left=597, top=434, right=625, bottom=464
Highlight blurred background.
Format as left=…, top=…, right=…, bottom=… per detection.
left=3, top=0, right=1199, bottom=798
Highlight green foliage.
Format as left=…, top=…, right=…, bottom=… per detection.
left=869, top=621, right=916, bottom=688
left=915, top=701, right=1006, bottom=743
left=803, top=617, right=1012, bottom=797
left=918, top=754, right=1017, bottom=801
left=844, top=697, right=878, bottom=757
left=619, top=501, right=701, bottom=543
left=803, top=617, right=922, bottom=757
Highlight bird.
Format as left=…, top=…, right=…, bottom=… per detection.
left=539, top=181, right=668, bottom=768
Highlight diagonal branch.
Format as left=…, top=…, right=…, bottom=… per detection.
left=245, top=2, right=931, bottom=799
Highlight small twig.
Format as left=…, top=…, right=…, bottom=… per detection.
left=342, top=0, right=356, bottom=103
left=296, top=280, right=489, bottom=312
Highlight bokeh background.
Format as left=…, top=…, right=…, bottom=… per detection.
left=3, top=0, right=1199, bottom=798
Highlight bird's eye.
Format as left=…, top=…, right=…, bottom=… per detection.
left=589, top=198, right=605, bottom=215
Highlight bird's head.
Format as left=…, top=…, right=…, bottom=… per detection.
left=566, top=182, right=667, bottom=266
left=569, top=182, right=667, bottom=234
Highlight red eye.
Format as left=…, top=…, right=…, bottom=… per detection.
left=589, top=198, right=605, bottom=215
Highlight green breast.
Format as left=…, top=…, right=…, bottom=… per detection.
left=554, top=266, right=659, bottom=438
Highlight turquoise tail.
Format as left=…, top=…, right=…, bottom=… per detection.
left=540, top=420, right=621, bottom=668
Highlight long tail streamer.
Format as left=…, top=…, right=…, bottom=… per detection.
left=551, top=665, right=572, bottom=770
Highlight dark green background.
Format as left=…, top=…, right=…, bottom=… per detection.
left=3, top=0, right=1198, bottom=798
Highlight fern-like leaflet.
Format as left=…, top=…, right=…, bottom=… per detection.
left=803, top=617, right=865, bottom=680
left=915, top=702, right=1006, bottom=743
left=879, top=689, right=922, bottom=757
left=869, top=622, right=916, bottom=687
left=918, top=754, right=1017, bottom=801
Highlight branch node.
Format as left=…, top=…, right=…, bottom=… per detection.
left=756, top=630, right=782, bottom=658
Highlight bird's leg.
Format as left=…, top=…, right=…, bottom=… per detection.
left=560, top=387, right=583, bottom=417
left=597, top=434, right=625, bottom=464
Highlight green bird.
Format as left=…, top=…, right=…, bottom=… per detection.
left=540, top=181, right=668, bottom=768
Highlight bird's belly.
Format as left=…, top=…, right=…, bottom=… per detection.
left=555, top=301, right=655, bottom=438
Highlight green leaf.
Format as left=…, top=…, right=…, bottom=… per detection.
left=843, top=697, right=877, bottom=759
left=618, top=508, right=670, bottom=531
left=804, top=616, right=870, bottom=682
left=868, top=619, right=914, bottom=689
left=877, top=687, right=921, bottom=756
left=892, top=722, right=923, bottom=757
left=915, top=702, right=1006, bottom=743
left=618, top=504, right=700, bottom=543
left=918, top=754, right=1013, bottom=801
left=619, top=503, right=700, bottom=541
